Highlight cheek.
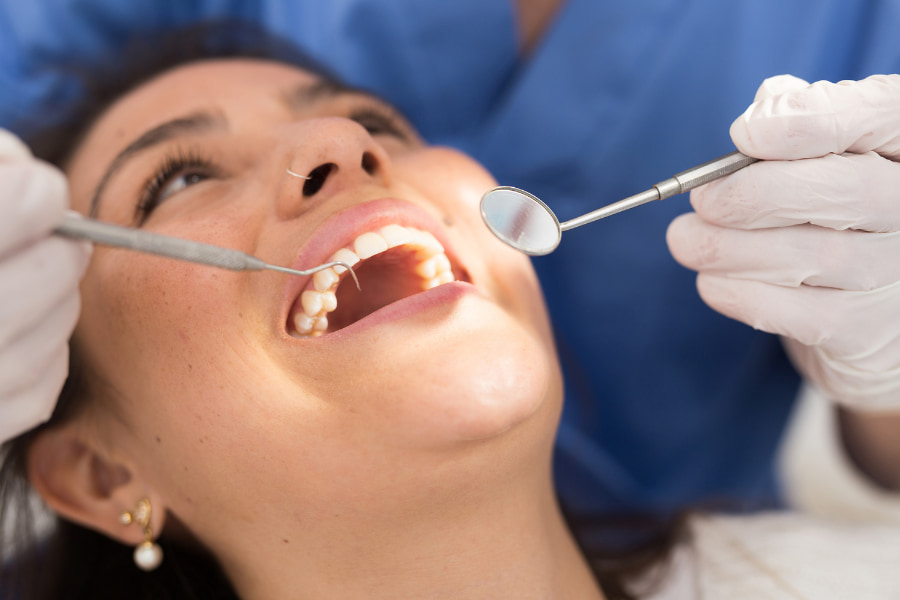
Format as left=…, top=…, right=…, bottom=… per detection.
left=76, top=246, right=258, bottom=413
left=395, top=147, right=497, bottom=216
left=76, top=254, right=311, bottom=505
left=75, top=202, right=269, bottom=389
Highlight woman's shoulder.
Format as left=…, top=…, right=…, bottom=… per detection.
left=640, top=511, right=900, bottom=599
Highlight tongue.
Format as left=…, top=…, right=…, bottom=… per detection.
left=327, top=249, right=425, bottom=331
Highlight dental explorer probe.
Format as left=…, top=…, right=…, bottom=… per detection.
left=54, top=213, right=361, bottom=290
left=480, top=150, right=759, bottom=256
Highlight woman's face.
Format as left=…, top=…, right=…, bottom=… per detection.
left=64, top=59, right=561, bottom=555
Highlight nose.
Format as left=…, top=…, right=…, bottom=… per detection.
left=276, top=117, right=392, bottom=219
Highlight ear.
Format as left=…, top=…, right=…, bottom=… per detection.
left=26, top=422, right=166, bottom=546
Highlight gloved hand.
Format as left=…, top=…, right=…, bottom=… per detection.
left=667, top=74, right=900, bottom=411
left=0, top=129, right=91, bottom=443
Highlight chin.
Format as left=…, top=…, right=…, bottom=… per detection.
left=379, top=305, right=560, bottom=449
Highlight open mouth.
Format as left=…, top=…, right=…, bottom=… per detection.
left=288, top=224, right=469, bottom=337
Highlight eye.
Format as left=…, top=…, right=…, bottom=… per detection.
left=136, top=152, right=217, bottom=224
left=157, top=172, right=208, bottom=200
left=349, top=105, right=414, bottom=142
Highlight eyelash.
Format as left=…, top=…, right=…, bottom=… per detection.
left=136, top=150, right=216, bottom=224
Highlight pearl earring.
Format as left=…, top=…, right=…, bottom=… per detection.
left=120, top=497, right=163, bottom=571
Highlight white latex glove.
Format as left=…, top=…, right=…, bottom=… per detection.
left=0, top=129, right=91, bottom=443
left=667, top=74, right=900, bottom=411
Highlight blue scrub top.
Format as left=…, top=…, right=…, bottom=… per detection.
left=3, top=0, right=900, bottom=515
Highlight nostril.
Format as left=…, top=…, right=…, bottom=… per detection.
left=302, top=163, right=335, bottom=196
left=361, top=151, right=378, bottom=176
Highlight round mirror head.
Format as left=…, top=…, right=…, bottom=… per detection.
left=479, top=186, right=561, bottom=256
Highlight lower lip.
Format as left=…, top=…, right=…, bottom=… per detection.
left=291, top=281, right=480, bottom=343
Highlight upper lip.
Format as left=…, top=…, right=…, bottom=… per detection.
left=279, top=197, right=469, bottom=337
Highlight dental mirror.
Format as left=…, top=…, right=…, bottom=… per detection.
left=480, top=186, right=562, bottom=256
left=480, top=150, right=758, bottom=256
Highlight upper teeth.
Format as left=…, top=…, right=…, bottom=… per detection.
left=291, top=225, right=456, bottom=337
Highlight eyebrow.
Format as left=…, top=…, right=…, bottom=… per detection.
left=281, top=78, right=360, bottom=113
left=89, top=111, right=224, bottom=217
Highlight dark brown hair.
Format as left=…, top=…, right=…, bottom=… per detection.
left=0, top=20, right=679, bottom=599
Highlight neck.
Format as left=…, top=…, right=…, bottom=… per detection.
left=225, top=461, right=604, bottom=600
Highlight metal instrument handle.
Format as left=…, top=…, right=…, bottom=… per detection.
left=53, top=214, right=264, bottom=271
left=654, top=151, right=759, bottom=199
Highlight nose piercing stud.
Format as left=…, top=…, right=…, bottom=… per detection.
left=286, top=168, right=312, bottom=180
